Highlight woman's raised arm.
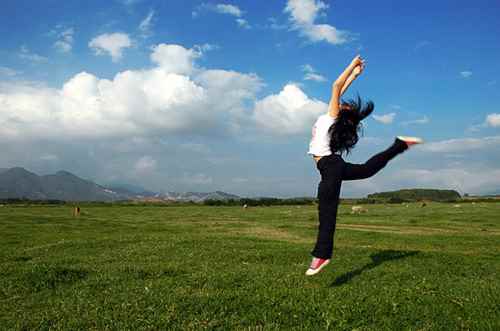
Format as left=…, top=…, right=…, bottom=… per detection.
left=328, top=55, right=364, bottom=118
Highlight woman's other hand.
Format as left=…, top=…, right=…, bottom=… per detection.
left=350, top=54, right=363, bottom=67
left=353, top=61, right=365, bottom=77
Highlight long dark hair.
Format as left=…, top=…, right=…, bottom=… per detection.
left=328, top=95, right=374, bottom=155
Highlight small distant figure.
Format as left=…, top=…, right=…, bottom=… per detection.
left=351, top=205, right=368, bottom=214
left=73, top=206, right=81, bottom=217
left=420, top=202, right=427, bottom=208
left=243, top=204, right=248, bottom=209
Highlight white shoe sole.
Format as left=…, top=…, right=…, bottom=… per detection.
left=397, top=136, right=424, bottom=144
left=305, top=259, right=330, bottom=276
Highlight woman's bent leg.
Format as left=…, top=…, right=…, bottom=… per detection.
left=342, top=138, right=407, bottom=181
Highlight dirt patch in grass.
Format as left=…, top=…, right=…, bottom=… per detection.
left=203, top=220, right=249, bottom=227
left=214, top=222, right=499, bottom=245
left=221, top=225, right=310, bottom=244
left=24, top=240, right=69, bottom=251
left=338, top=224, right=457, bottom=235
left=338, top=224, right=500, bottom=236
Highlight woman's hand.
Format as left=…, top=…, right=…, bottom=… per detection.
left=352, top=61, right=365, bottom=77
left=350, top=55, right=364, bottom=68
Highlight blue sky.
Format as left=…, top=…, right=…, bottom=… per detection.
left=1, top=0, right=500, bottom=197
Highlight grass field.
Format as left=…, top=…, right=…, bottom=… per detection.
left=0, top=202, right=499, bottom=330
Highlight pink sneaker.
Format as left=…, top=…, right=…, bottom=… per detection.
left=397, top=136, right=424, bottom=147
left=305, top=257, right=330, bottom=276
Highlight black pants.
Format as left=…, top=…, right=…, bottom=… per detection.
left=311, top=138, right=408, bottom=259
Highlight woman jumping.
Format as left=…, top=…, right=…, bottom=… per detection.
left=305, top=55, right=423, bottom=276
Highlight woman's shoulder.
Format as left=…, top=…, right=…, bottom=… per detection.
left=316, top=113, right=337, bottom=124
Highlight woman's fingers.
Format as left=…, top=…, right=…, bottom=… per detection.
left=351, top=54, right=362, bottom=66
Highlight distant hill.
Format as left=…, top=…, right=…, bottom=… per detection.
left=0, top=167, right=240, bottom=202
left=0, top=167, right=123, bottom=201
left=367, top=189, right=461, bottom=202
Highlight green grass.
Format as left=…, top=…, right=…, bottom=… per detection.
left=0, top=202, right=499, bottom=330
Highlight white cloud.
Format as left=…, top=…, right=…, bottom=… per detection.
left=402, top=116, right=429, bottom=126
left=89, top=33, right=132, bottom=62
left=194, top=69, right=263, bottom=133
left=304, top=73, right=327, bottom=82
left=138, top=10, right=155, bottom=38
left=284, top=0, right=351, bottom=45
left=193, top=3, right=244, bottom=17
left=194, top=43, right=219, bottom=53
left=18, top=46, right=48, bottom=63
left=54, top=42, right=71, bottom=53
left=388, top=135, right=500, bottom=195
left=373, top=112, right=396, bottom=124
left=236, top=18, right=251, bottom=29
left=486, top=113, right=500, bottom=127
left=301, top=64, right=314, bottom=73
left=301, top=64, right=327, bottom=82
left=179, top=143, right=210, bottom=154
left=119, top=0, right=143, bottom=5
left=359, top=136, right=385, bottom=145
left=467, top=113, right=500, bottom=132
left=134, top=155, right=157, bottom=173
left=150, top=44, right=201, bottom=74
left=183, top=172, right=213, bottom=185
left=285, top=0, right=327, bottom=24
left=268, top=17, right=287, bottom=30
left=460, top=71, right=472, bottom=78
left=253, top=83, right=327, bottom=135
left=419, top=136, right=500, bottom=153
left=0, top=43, right=262, bottom=141
left=54, top=28, right=74, bottom=53
left=214, top=4, right=243, bottom=17
left=40, top=154, right=59, bottom=161
left=194, top=3, right=250, bottom=29
left=394, top=167, right=500, bottom=195
left=0, top=67, right=19, bottom=77
left=414, top=40, right=431, bottom=50
left=303, top=24, right=350, bottom=44
left=195, top=69, right=262, bottom=102
left=342, top=132, right=500, bottom=196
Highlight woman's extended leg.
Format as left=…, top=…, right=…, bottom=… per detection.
left=310, top=139, right=407, bottom=260
left=342, top=138, right=408, bottom=180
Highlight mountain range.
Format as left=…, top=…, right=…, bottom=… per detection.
left=0, top=167, right=240, bottom=202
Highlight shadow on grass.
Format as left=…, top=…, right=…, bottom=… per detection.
left=330, top=250, right=419, bottom=287
left=25, top=265, right=89, bottom=291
